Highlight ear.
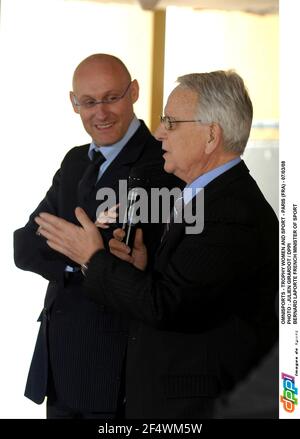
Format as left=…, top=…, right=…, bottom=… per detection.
left=130, top=79, right=139, bottom=104
left=70, top=91, right=80, bottom=114
left=205, top=123, right=221, bottom=154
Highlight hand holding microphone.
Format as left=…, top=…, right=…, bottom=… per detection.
left=109, top=227, right=148, bottom=271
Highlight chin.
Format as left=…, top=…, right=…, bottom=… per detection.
left=94, top=135, right=120, bottom=146
left=91, top=126, right=124, bottom=146
left=163, top=162, right=174, bottom=175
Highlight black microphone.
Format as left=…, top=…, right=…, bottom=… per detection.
left=121, top=161, right=175, bottom=250
left=122, top=167, right=148, bottom=249
left=122, top=187, right=140, bottom=249
left=121, top=166, right=152, bottom=250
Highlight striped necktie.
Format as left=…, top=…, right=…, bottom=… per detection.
left=161, top=195, right=183, bottom=241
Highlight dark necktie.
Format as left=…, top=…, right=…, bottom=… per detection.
left=78, top=150, right=106, bottom=207
left=161, top=195, right=183, bottom=242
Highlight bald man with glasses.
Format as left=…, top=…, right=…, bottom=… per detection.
left=13, top=53, right=182, bottom=419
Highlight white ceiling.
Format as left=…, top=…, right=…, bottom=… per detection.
left=84, top=0, right=279, bottom=14
left=154, top=0, right=278, bottom=14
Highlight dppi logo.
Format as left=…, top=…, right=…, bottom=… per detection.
left=280, top=372, right=298, bottom=413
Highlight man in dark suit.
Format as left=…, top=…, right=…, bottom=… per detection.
left=13, top=53, right=181, bottom=418
left=34, top=70, right=278, bottom=418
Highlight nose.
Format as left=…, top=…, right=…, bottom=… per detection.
left=93, top=102, right=110, bottom=118
left=154, top=122, right=167, bottom=141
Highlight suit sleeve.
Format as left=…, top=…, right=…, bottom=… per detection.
left=83, top=219, right=276, bottom=332
left=13, top=166, right=69, bottom=282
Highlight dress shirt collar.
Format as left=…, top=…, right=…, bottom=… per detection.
left=183, top=157, right=241, bottom=205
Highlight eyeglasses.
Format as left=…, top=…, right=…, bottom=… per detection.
left=73, top=82, right=132, bottom=110
left=160, top=115, right=203, bottom=130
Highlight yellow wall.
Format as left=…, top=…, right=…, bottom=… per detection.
left=164, top=8, right=279, bottom=139
left=64, top=0, right=154, bottom=141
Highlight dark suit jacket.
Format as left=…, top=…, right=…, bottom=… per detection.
left=84, top=161, right=279, bottom=418
left=214, top=342, right=279, bottom=418
left=13, top=121, right=182, bottom=412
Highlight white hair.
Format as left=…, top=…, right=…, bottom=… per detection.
left=177, top=70, right=253, bottom=154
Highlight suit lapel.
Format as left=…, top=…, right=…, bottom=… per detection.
left=156, top=222, right=185, bottom=259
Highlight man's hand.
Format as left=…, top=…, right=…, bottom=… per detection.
left=35, top=207, right=104, bottom=265
left=109, top=228, right=147, bottom=271
left=95, top=204, right=119, bottom=229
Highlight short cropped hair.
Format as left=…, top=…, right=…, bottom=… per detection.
left=177, top=70, right=253, bottom=154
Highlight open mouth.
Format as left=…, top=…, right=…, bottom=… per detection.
left=95, top=122, right=114, bottom=130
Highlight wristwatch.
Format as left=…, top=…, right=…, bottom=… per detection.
left=80, top=262, right=89, bottom=277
